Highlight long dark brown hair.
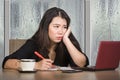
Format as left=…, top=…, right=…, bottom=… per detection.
left=31, top=7, right=82, bottom=65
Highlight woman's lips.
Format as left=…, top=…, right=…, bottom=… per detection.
left=56, top=37, right=63, bottom=40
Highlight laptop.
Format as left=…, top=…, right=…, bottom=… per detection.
left=73, top=41, right=120, bottom=71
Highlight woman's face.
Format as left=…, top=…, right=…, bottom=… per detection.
left=48, top=16, right=67, bottom=43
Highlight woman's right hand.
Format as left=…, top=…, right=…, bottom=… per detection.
left=35, top=59, right=53, bottom=70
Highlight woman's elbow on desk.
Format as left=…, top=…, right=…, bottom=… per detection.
left=3, top=59, right=20, bottom=70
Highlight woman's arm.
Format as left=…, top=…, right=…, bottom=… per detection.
left=2, top=39, right=36, bottom=69
left=4, top=59, right=53, bottom=70
left=4, top=59, right=20, bottom=69
left=63, top=28, right=87, bottom=67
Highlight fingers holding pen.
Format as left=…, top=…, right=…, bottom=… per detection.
left=34, top=51, right=53, bottom=70
left=42, top=59, right=53, bottom=70
left=43, top=59, right=53, bottom=67
left=35, top=59, right=53, bottom=70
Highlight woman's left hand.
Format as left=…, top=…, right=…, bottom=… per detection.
left=63, top=27, right=71, bottom=41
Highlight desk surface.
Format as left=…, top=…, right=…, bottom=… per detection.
left=0, top=69, right=120, bottom=80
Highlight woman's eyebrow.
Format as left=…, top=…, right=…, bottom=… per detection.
left=53, top=24, right=67, bottom=26
left=53, top=24, right=60, bottom=25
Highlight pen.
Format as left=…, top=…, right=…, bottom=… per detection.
left=34, top=51, right=58, bottom=69
left=34, top=51, right=45, bottom=59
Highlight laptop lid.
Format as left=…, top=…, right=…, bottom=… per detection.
left=95, top=41, right=120, bottom=70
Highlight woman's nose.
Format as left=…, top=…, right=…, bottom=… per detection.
left=58, top=28, right=63, bottom=34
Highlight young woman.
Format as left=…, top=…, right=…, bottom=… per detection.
left=2, top=7, right=89, bottom=70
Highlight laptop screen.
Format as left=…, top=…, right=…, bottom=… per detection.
left=95, top=41, right=120, bottom=70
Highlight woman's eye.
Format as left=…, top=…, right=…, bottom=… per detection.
left=64, top=26, right=67, bottom=29
left=54, top=26, right=59, bottom=28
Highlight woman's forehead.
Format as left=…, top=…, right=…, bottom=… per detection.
left=51, top=16, right=67, bottom=25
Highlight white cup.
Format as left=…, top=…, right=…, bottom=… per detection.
left=20, top=59, right=35, bottom=71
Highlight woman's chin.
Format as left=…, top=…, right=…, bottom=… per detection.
left=54, top=40, right=62, bottom=43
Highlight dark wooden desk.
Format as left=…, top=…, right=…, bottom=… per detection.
left=0, top=69, right=120, bottom=80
